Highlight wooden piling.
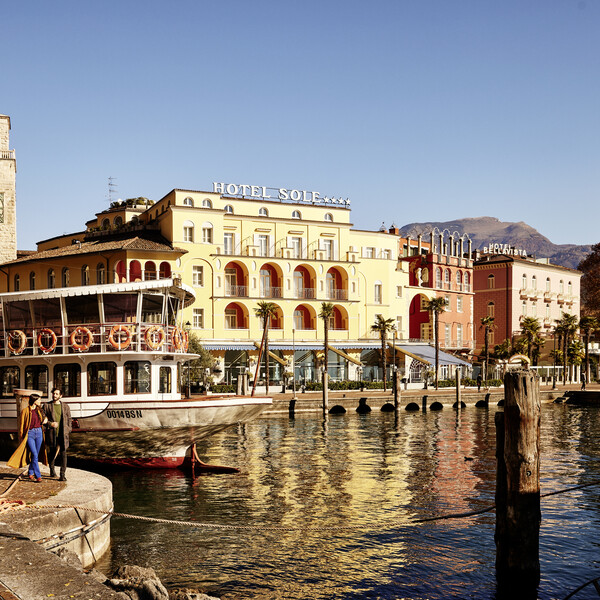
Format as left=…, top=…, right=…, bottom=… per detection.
left=393, top=370, right=401, bottom=410
left=322, top=372, right=329, bottom=415
left=455, top=369, right=462, bottom=409
left=495, top=370, right=541, bottom=592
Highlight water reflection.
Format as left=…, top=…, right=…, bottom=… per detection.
left=95, top=405, right=600, bottom=599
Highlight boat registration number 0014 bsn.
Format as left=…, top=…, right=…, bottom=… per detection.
left=106, top=409, right=143, bottom=419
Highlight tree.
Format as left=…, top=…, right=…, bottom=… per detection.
left=578, top=243, right=600, bottom=319
left=520, top=317, right=542, bottom=362
left=424, top=297, right=448, bottom=390
left=480, top=316, right=495, bottom=382
left=555, top=313, right=579, bottom=383
left=319, top=303, right=335, bottom=383
left=254, top=301, right=278, bottom=395
left=579, top=315, right=599, bottom=381
left=186, top=333, right=217, bottom=390
left=371, top=315, right=396, bottom=391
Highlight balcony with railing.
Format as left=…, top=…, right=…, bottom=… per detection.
left=324, top=288, right=348, bottom=301
left=224, top=285, right=248, bottom=298
left=0, top=150, right=15, bottom=160
left=259, top=286, right=283, bottom=299
left=293, top=288, right=316, bottom=300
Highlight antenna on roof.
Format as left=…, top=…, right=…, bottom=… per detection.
left=108, top=177, right=118, bottom=204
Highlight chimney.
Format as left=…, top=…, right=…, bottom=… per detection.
left=388, top=222, right=400, bottom=235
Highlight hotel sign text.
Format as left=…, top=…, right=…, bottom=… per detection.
left=483, top=243, right=528, bottom=258
left=213, top=182, right=350, bottom=206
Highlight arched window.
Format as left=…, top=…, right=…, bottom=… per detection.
left=97, top=263, right=106, bottom=285
left=324, top=213, right=333, bottom=222
left=101, top=218, right=110, bottom=229
left=559, top=280, right=564, bottom=294
left=531, top=275, right=537, bottom=290
left=129, top=260, right=142, bottom=282
left=144, top=261, right=157, bottom=280
left=159, top=262, right=171, bottom=279
left=522, top=274, right=527, bottom=289
left=202, top=199, right=212, bottom=209
left=487, top=274, right=495, bottom=289
left=435, top=268, right=442, bottom=288
left=115, top=261, right=126, bottom=283
left=183, top=220, right=194, bottom=243
left=568, top=281, right=572, bottom=295
left=14, top=274, right=20, bottom=291
left=224, top=205, right=234, bottom=214
left=522, top=300, right=527, bottom=316
left=183, top=197, right=194, bottom=207
left=81, top=265, right=90, bottom=286
left=47, top=269, right=56, bottom=289
left=29, top=272, right=36, bottom=290
left=61, top=268, right=70, bottom=287
left=546, top=277, right=551, bottom=292
left=444, top=269, right=451, bottom=289
left=487, top=302, right=495, bottom=317
left=292, top=210, right=301, bottom=219
left=114, top=216, right=123, bottom=227
left=202, top=221, right=213, bottom=244
left=259, top=207, right=269, bottom=217
left=456, top=271, right=462, bottom=291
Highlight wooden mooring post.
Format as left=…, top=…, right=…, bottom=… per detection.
left=322, top=371, right=329, bottom=415
left=495, top=370, right=541, bottom=593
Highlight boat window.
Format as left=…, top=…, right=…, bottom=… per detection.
left=166, top=295, right=179, bottom=327
left=124, top=361, right=151, bottom=394
left=32, top=298, right=62, bottom=329
left=88, top=362, right=117, bottom=396
left=159, top=366, right=171, bottom=394
left=65, top=296, right=100, bottom=325
left=54, top=364, right=81, bottom=397
left=103, top=294, right=138, bottom=324
left=5, top=301, right=33, bottom=330
left=176, top=363, right=182, bottom=393
left=0, top=366, right=19, bottom=398
left=25, top=366, right=48, bottom=397
left=141, top=294, right=164, bottom=324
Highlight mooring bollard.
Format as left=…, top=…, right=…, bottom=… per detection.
left=495, top=370, right=541, bottom=592
left=422, top=395, right=428, bottom=412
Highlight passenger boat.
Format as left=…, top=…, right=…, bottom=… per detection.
left=0, top=279, right=271, bottom=468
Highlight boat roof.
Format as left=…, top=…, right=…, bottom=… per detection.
left=0, top=279, right=196, bottom=308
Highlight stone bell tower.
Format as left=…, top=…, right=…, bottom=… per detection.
left=0, top=115, right=17, bottom=263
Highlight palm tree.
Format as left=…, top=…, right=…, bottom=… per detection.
left=319, top=302, right=335, bottom=383
left=424, top=297, right=448, bottom=390
left=254, top=301, right=278, bottom=395
left=520, top=317, right=542, bottom=362
left=556, top=313, right=579, bottom=383
left=480, top=316, right=495, bottom=382
left=371, top=315, right=396, bottom=391
left=579, top=315, right=599, bottom=382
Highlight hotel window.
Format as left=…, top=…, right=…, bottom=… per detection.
left=193, top=308, right=204, bottom=329
left=258, top=235, right=269, bottom=257
left=546, top=278, right=551, bottom=292
left=456, top=324, right=463, bottom=346
left=421, top=322, right=432, bottom=340
left=374, top=282, right=383, bottom=304
left=568, top=281, right=572, bottom=295
left=487, top=301, right=495, bottom=317
left=97, top=264, right=106, bottom=285
left=456, top=271, right=462, bottom=291
left=48, top=269, right=56, bottom=289
left=223, top=233, right=235, bottom=255
left=546, top=304, right=551, bottom=319
left=532, top=276, right=537, bottom=290
left=291, top=237, right=302, bottom=259
left=364, top=247, right=375, bottom=258
left=61, top=268, right=69, bottom=287
left=202, top=199, right=212, bottom=209
left=202, top=222, right=213, bottom=244
left=444, top=269, right=451, bottom=289
left=435, top=268, right=442, bottom=288
left=183, top=197, right=194, bottom=207
left=382, top=249, right=392, bottom=260
left=464, top=272, right=470, bottom=291
left=192, top=266, right=204, bottom=287
left=81, top=265, right=90, bottom=286
left=444, top=323, right=451, bottom=346
left=532, top=302, right=537, bottom=317
left=457, top=296, right=463, bottom=312
left=259, top=207, right=269, bottom=217
left=522, top=274, right=527, bottom=289
left=225, top=309, right=238, bottom=329
left=114, top=216, right=123, bottom=227
left=522, top=301, right=527, bottom=316
left=396, top=316, right=402, bottom=334
left=324, top=213, right=333, bottom=222
left=444, top=295, right=451, bottom=310
left=322, top=239, right=334, bottom=260
left=559, top=280, right=564, bottom=294
left=420, top=296, right=428, bottom=311
left=224, top=205, right=234, bottom=214
left=292, top=210, right=301, bottom=219
left=13, top=274, right=19, bottom=291
left=183, top=220, right=194, bottom=243
left=29, top=272, right=36, bottom=290
left=396, top=285, right=403, bottom=298
left=488, top=274, right=495, bottom=289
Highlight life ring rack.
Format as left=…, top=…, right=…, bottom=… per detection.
left=37, top=328, right=58, bottom=354
left=108, top=324, right=132, bottom=351
left=70, top=326, right=94, bottom=352
left=145, top=325, right=165, bottom=350
left=7, top=330, right=27, bottom=355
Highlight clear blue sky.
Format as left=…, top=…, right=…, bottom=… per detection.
left=3, top=0, right=599, bottom=250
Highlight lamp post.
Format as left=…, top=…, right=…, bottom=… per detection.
left=184, top=320, right=191, bottom=398
left=292, top=328, right=297, bottom=400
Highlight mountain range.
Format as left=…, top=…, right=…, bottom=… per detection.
left=397, top=216, right=591, bottom=270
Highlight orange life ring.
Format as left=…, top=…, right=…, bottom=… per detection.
left=7, top=330, right=27, bottom=355
left=108, top=325, right=132, bottom=351
left=70, top=326, right=93, bottom=352
left=171, top=327, right=184, bottom=350
left=145, top=325, right=165, bottom=350
left=182, top=330, right=189, bottom=353
left=37, top=328, right=57, bottom=354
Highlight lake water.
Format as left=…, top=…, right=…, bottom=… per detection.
left=95, top=404, right=600, bottom=599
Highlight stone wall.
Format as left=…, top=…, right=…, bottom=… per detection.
left=0, top=115, right=17, bottom=264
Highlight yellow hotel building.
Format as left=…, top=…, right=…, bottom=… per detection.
left=0, top=185, right=470, bottom=385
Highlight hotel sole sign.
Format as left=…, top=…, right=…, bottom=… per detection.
left=213, top=182, right=350, bottom=206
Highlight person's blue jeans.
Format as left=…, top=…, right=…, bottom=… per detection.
left=27, top=427, right=43, bottom=478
